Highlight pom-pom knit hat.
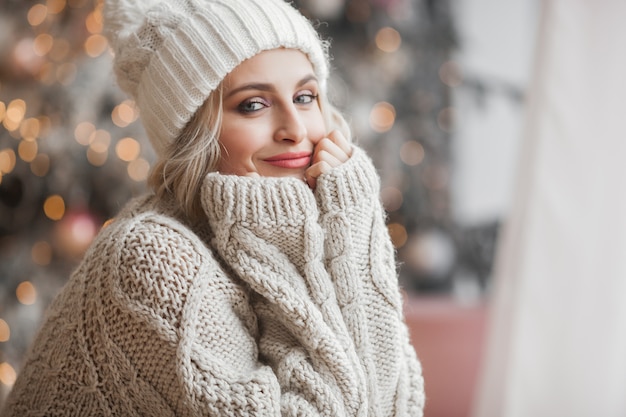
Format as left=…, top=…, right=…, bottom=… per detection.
left=103, top=0, right=330, bottom=157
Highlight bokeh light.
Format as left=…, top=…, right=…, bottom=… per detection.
left=74, top=121, right=95, bottom=145
left=87, top=147, right=108, bottom=166
left=4, top=99, right=27, bottom=131
left=439, top=60, right=463, bottom=87
left=0, top=149, right=17, bottom=174
left=84, top=34, right=108, bottom=57
left=33, top=34, right=54, bottom=57
left=0, top=319, right=10, bottom=343
left=16, top=281, right=37, bottom=305
left=85, top=9, right=103, bottom=34
left=20, top=117, right=41, bottom=141
left=437, top=107, right=455, bottom=132
left=369, top=101, right=396, bottom=133
left=381, top=186, right=404, bottom=212
left=387, top=223, right=408, bottom=249
left=375, top=27, right=402, bottom=53
left=111, top=100, right=139, bottom=128
left=115, top=137, right=141, bottom=161
left=0, top=363, right=17, bottom=387
left=18, top=140, right=38, bottom=162
left=27, top=4, right=48, bottom=26
left=128, top=158, right=150, bottom=182
left=44, top=194, right=66, bottom=221
left=47, top=0, right=67, bottom=15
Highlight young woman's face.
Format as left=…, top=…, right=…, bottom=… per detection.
left=217, top=48, right=326, bottom=179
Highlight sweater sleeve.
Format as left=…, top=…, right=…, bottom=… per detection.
left=0, top=208, right=284, bottom=416
left=315, top=147, right=426, bottom=416
left=106, top=214, right=293, bottom=416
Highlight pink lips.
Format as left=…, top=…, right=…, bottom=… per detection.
left=264, top=151, right=312, bottom=169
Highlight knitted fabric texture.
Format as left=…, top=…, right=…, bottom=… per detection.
left=103, top=0, right=330, bottom=156
left=1, top=147, right=425, bottom=416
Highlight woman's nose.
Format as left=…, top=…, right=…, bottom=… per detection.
left=273, top=105, right=307, bottom=143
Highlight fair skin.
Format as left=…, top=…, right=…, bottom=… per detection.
left=218, top=48, right=352, bottom=188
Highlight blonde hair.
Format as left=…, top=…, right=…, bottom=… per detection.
left=149, top=85, right=351, bottom=221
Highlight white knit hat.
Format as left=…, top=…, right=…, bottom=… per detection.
left=103, top=0, right=330, bottom=157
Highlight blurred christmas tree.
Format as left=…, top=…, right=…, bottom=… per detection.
left=0, top=0, right=153, bottom=397
left=0, top=0, right=499, bottom=402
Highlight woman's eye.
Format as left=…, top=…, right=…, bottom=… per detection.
left=238, top=99, right=266, bottom=113
left=294, top=93, right=318, bottom=105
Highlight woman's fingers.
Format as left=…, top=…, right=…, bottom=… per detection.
left=305, top=130, right=353, bottom=189
left=305, top=160, right=332, bottom=189
left=327, top=130, right=353, bottom=158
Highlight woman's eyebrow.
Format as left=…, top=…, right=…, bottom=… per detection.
left=225, top=83, right=274, bottom=98
left=225, top=74, right=319, bottom=99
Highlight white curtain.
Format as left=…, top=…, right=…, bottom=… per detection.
left=471, top=1, right=626, bottom=416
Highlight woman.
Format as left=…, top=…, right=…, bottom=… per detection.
left=1, top=0, right=425, bottom=415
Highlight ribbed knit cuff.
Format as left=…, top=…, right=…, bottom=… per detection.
left=201, top=173, right=318, bottom=228
left=315, top=147, right=381, bottom=214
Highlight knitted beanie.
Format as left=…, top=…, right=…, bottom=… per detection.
left=103, top=0, right=330, bottom=156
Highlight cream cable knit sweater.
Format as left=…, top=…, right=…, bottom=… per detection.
left=1, top=148, right=425, bottom=416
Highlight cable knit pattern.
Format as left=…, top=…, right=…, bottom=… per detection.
left=1, top=147, right=424, bottom=416
left=316, top=148, right=425, bottom=416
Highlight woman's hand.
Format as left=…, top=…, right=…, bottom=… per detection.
left=305, top=130, right=353, bottom=189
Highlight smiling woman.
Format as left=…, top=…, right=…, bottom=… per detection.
left=0, top=0, right=425, bottom=416
left=217, top=49, right=332, bottom=179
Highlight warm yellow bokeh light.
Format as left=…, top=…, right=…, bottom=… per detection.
left=20, top=117, right=40, bottom=141
left=32, top=241, right=53, bottom=266
left=4, top=99, right=26, bottom=131
left=89, top=129, right=111, bottom=153
left=0, top=101, right=6, bottom=122
left=87, top=147, right=108, bottom=166
left=31, top=153, right=51, bottom=177
left=369, top=101, right=396, bottom=133
left=0, top=149, right=17, bottom=174
left=84, top=34, right=108, bottom=58
left=86, top=10, right=103, bottom=34
left=74, top=121, right=95, bottom=145
left=16, top=281, right=37, bottom=305
left=0, top=363, right=17, bottom=387
left=387, top=223, right=408, bottom=249
left=128, top=158, right=150, bottom=182
left=44, top=194, right=65, bottom=221
left=375, top=27, right=402, bottom=53
left=400, top=141, right=425, bottom=166
left=33, top=33, right=54, bottom=57
left=18, top=140, right=38, bottom=162
left=0, top=319, right=10, bottom=343
left=111, top=101, right=138, bottom=127
left=46, top=0, right=67, bottom=14
left=115, top=137, right=141, bottom=162
left=27, top=4, right=48, bottom=26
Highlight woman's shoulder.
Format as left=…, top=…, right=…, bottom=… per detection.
left=103, top=194, right=208, bottom=251
left=82, top=194, right=217, bottom=286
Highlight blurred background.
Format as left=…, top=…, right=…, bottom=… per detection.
left=2, top=0, right=625, bottom=416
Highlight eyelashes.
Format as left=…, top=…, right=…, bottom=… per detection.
left=238, top=99, right=267, bottom=113
left=237, top=92, right=319, bottom=114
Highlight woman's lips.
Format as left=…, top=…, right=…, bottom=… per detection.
left=264, top=152, right=312, bottom=169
